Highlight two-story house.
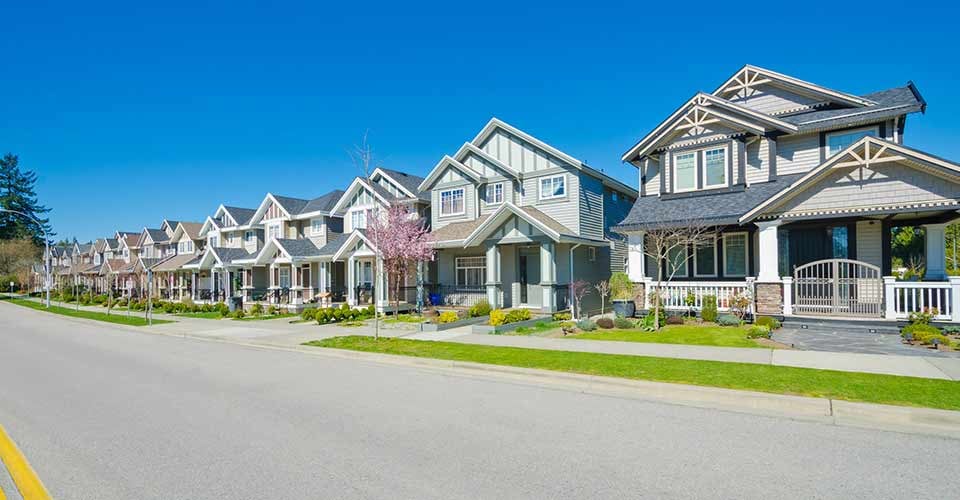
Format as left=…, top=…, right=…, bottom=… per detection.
left=150, top=221, right=206, bottom=301
left=616, top=65, right=960, bottom=321
left=421, top=118, right=637, bottom=314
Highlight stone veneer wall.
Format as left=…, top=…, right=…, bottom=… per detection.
left=755, top=282, right=783, bottom=315
left=632, top=282, right=646, bottom=311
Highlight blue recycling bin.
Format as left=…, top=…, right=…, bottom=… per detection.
left=429, top=292, right=441, bottom=306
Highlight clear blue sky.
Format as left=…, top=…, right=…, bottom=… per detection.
left=3, top=1, right=959, bottom=242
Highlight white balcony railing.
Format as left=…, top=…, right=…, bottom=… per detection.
left=884, top=277, right=959, bottom=321
left=645, top=279, right=754, bottom=313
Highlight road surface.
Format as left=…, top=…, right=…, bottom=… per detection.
left=1, top=302, right=957, bottom=499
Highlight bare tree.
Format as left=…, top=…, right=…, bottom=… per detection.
left=642, top=219, right=716, bottom=331
left=349, top=132, right=384, bottom=339
left=594, top=279, right=610, bottom=317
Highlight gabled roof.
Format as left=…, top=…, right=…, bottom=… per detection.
left=713, top=65, right=876, bottom=108
left=417, top=156, right=486, bottom=192
left=251, top=237, right=328, bottom=264
left=104, top=238, right=119, bottom=250
left=371, top=167, right=425, bottom=199
left=459, top=202, right=604, bottom=247
left=138, top=228, right=168, bottom=247
left=152, top=252, right=201, bottom=272
left=780, top=84, right=925, bottom=132
left=170, top=222, right=204, bottom=242
left=250, top=190, right=345, bottom=224
left=199, top=216, right=221, bottom=237
left=199, top=246, right=256, bottom=268
left=332, top=230, right=376, bottom=261
left=93, top=238, right=107, bottom=252
left=160, top=220, right=180, bottom=237
left=299, top=190, right=345, bottom=216
left=330, top=177, right=398, bottom=215
left=740, top=136, right=960, bottom=223
left=221, top=206, right=257, bottom=226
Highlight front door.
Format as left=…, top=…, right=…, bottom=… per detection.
left=519, top=255, right=528, bottom=304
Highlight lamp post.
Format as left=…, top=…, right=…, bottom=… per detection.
left=0, top=208, right=51, bottom=308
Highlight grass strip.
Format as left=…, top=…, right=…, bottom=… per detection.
left=305, top=336, right=960, bottom=411
left=3, top=297, right=172, bottom=326
left=235, top=313, right=299, bottom=321
left=173, top=311, right=224, bottom=319
left=574, top=324, right=761, bottom=348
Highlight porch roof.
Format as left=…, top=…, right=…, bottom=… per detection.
left=613, top=174, right=802, bottom=232
left=432, top=203, right=607, bottom=247
left=199, top=247, right=256, bottom=268
left=151, top=253, right=200, bottom=272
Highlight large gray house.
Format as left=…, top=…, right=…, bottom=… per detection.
left=616, top=65, right=960, bottom=321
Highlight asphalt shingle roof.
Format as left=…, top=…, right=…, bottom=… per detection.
left=301, top=190, right=345, bottom=214
left=209, top=247, right=255, bottom=264
left=145, top=228, right=169, bottom=243
left=275, top=238, right=323, bottom=258
left=315, top=232, right=350, bottom=256
left=222, top=206, right=257, bottom=226
left=782, top=85, right=923, bottom=132
left=378, top=168, right=426, bottom=197
left=614, top=175, right=803, bottom=231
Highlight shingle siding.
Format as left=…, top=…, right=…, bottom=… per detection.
left=728, top=83, right=821, bottom=115
left=776, top=132, right=821, bottom=176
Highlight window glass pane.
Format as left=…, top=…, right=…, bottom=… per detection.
left=704, top=149, right=726, bottom=187
left=695, top=242, right=715, bottom=276
left=778, top=229, right=790, bottom=277
left=455, top=256, right=486, bottom=288
left=667, top=246, right=687, bottom=277
left=832, top=226, right=849, bottom=258
left=828, top=129, right=876, bottom=155
left=724, top=234, right=747, bottom=276
left=441, top=189, right=464, bottom=215
left=675, top=153, right=696, bottom=191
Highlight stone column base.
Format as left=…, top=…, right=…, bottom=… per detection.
left=632, top=282, right=646, bottom=311
left=755, top=282, right=783, bottom=315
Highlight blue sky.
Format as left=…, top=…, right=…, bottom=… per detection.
left=3, top=1, right=959, bottom=241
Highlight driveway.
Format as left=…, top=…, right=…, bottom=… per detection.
left=773, top=327, right=960, bottom=358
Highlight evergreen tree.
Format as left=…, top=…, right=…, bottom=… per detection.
left=0, top=153, right=53, bottom=243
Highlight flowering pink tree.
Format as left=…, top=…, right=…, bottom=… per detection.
left=367, top=203, right=435, bottom=318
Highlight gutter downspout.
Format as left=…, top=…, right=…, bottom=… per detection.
left=570, top=243, right=582, bottom=319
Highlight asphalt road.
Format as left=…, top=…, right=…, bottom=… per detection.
left=1, top=303, right=958, bottom=499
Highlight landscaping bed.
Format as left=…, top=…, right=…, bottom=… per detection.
left=900, top=309, right=958, bottom=352
left=304, top=336, right=960, bottom=411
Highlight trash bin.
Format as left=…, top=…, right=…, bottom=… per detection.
left=429, top=293, right=441, bottom=306
left=229, top=296, right=243, bottom=312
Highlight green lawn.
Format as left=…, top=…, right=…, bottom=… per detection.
left=305, top=336, right=960, bottom=411
left=3, top=297, right=172, bottom=326
left=236, top=313, right=299, bottom=321
left=512, top=320, right=564, bottom=336
left=574, top=324, right=762, bottom=348
left=174, top=311, right=224, bottom=319
left=384, top=314, right=426, bottom=324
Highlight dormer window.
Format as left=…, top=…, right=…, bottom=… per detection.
left=350, top=210, right=367, bottom=230
left=673, top=145, right=729, bottom=192
left=826, top=125, right=879, bottom=156
left=487, top=183, right=504, bottom=205
left=311, top=218, right=324, bottom=235
left=440, top=188, right=465, bottom=216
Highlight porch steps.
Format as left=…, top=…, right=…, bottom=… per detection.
left=780, top=316, right=905, bottom=335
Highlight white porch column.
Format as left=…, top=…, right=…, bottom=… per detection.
left=755, top=220, right=782, bottom=282
left=485, top=243, right=501, bottom=308
left=924, top=222, right=948, bottom=280
left=540, top=242, right=556, bottom=312
left=375, top=257, right=387, bottom=311
left=347, top=256, right=356, bottom=305
left=191, top=272, right=197, bottom=300
left=949, top=276, right=960, bottom=321
left=627, top=232, right=646, bottom=282
left=883, top=276, right=897, bottom=319
left=780, top=276, right=793, bottom=316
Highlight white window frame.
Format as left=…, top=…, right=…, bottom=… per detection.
left=455, top=256, right=486, bottom=290
left=310, top=218, right=324, bottom=235
left=672, top=151, right=697, bottom=193
left=439, top=188, right=466, bottom=216
left=693, top=237, right=718, bottom=278
left=209, top=235, right=218, bottom=248
left=826, top=125, right=879, bottom=156
left=350, top=210, right=367, bottom=230
left=702, top=146, right=728, bottom=190
left=538, top=174, right=566, bottom=200
left=588, top=247, right=597, bottom=262
left=722, top=232, right=749, bottom=278
left=487, top=182, right=504, bottom=205
left=244, top=230, right=255, bottom=243
left=278, top=267, right=291, bottom=288
left=267, top=224, right=281, bottom=240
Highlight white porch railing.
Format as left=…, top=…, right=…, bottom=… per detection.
left=884, top=277, right=960, bottom=321
left=645, top=279, right=754, bottom=313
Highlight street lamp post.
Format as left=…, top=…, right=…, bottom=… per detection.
left=0, top=208, right=51, bottom=308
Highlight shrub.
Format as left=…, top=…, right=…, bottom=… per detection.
left=162, top=302, right=176, bottom=314
left=596, top=317, right=614, bottom=329
left=489, top=309, right=507, bottom=326
left=552, top=312, right=572, bottom=321
left=365, top=305, right=376, bottom=318
left=613, top=317, right=635, bottom=329
left=941, top=325, right=960, bottom=335
left=754, top=316, right=781, bottom=330
left=218, top=304, right=231, bottom=317
left=577, top=319, right=597, bottom=331
left=746, top=325, right=771, bottom=339
left=901, top=323, right=941, bottom=342
left=665, top=315, right=684, bottom=325
left=232, top=309, right=246, bottom=319
left=250, top=302, right=264, bottom=316
left=116, top=298, right=128, bottom=307
left=268, top=305, right=279, bottom=315
left=701, top=295, right=718, bottom=322
left=609, top=272, right=633, bottom=300
left=181, top=297, right=194, bottom=309
left=908, top=308, right=938, bottom=325
left=301, top=308, right=316, bottom=321
left=922, top=334, right=952, bottom=347
left=316, top=309, right=329, bottom=324
left=438, top=311, right=459, bottom=324
left=505, top=308, right=531, bottom=324
left=469, top=299, right=492, bottom=318
left=93, top=294, right=107, bottom=304
left=639, top=314, right=658, bottom=332
left=716, top=314, right=739, bottom=326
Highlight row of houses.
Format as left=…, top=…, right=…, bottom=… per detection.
left=44, top=65, right=960, bottom=322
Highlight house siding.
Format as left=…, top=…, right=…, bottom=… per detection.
left=855, top=220, right=883, bottom=268
left=431, top=181, right=476, bottom=230
left=777, top=133, right=822, bottom=176
left=520, top=168, right=580, bottom=233
left=727, top=83, right=821, bottom=115
left=578, top=173, right=604, bottom=240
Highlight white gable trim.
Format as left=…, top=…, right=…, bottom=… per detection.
left=199, top=216, right=221, bottom=237
left=249, top=193, right=293, bottom=225
left=714, top=65, right=875, bottom=108
left=371, top=168, right=418, bottom=199
left=417, top=156, right=485, bottom=192
left=329, top=177, right=393, bottom=215
left=454, top=142, right=521, bottom=180
left=332, top=231, right=377, bottom=261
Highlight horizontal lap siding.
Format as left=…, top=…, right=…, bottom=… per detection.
left=727, top=84, right=821, bottom=115
left=856, top=221, right=883, bottom=268
left=479, top=180, right=516, bottom=215
left=431, top=166, right=476, bottom=230
left=777, top=133, right=821, bottom=176
left=746, top=139, right=769, bottom=184
left=521, top=169, right=580, bottom=233
left=579, top=173, right=603, bottom=240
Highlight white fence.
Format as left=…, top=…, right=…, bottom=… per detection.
left=645, top=280, right=754, bottom=313
left=884, top=278, right=958, bottom=321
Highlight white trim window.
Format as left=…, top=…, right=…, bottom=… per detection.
left=267, top=224, right=281, bottom=240
left=350, top=210, right=367, bottom=230
left=667, top=245, right=688, bottom=278
left=440, top=188, right=465, bottom=216
left=703, top=147, right=727, bottom=189
left=278, top=267, right=291, bottom=288
left=673, top=152, right=697, bottom=192
left=310, top=218, right=323, bottom=235
left=455, top=256, right=486, bottom=290
left=244, top=230, right=255, bottom=244
left=693, top=238, right=717, bottom=277
left=827, top=125, right=879, bottom=156
left=487, top=183, right=504, bottom=205
left=723, top=232, right=748, bottom=277
left=539, top=174, right=566, bottom=200
left=588, top=247, right=597, bottom=262
left=209, top=235, right=219, bottom=248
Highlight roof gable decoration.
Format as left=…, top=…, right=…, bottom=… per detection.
left=137, top=228, right=154, bottom=248
left=332, top=231, right=376, bottom=261
left=454, top=143, right=522, bottom=181
left=251, top=238, right=293, bottom=265
left=371, top=168, right=418, bottom=199
left=740, top=136, right=960, bottom=222
left=417, top=156, right=485, bottom=192
left=330, top=177, right=393, bottom=215
left=713, top=65, right=876, bottom=109
left=249, top=193, right=294, bottom=225
left=199, top=216, right=221, bottom=237
left=462, top=203, right=562, bottom=247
